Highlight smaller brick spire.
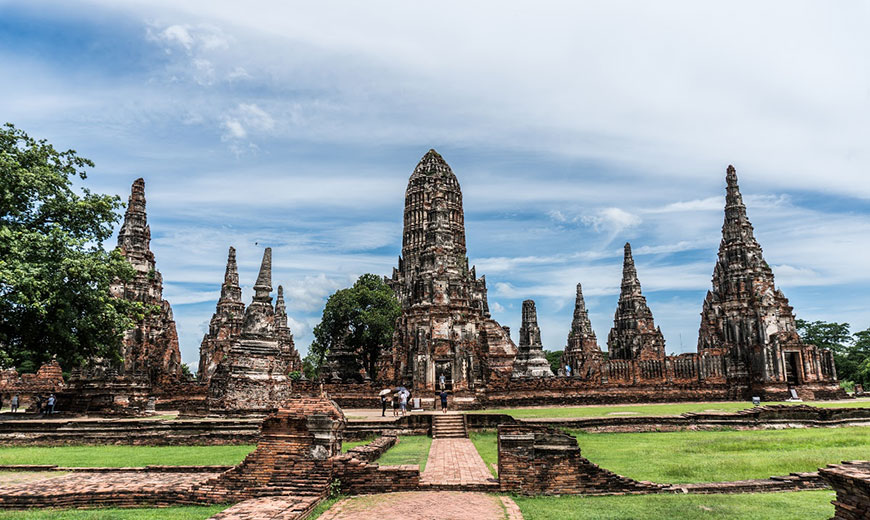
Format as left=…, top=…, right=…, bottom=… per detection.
left=253, top=247, right=272, bottom=304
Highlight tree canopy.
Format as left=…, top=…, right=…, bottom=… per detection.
left=307, top=273, right=401, bottom=380
left=0, top=123, right=137, bottom=372
left=796, top=319, right=870, bottom=387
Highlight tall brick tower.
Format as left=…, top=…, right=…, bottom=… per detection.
left=110, top=178, right=182, bottom=384
left=697, top=166, right=838, bottom=396
left=198, top=246, right=246, bottom=384
left=382, top=150, right=517, bottom=390
left=561, top=283, right=603, bottom=376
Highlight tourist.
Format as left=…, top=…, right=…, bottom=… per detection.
left=380, top=392, right=388, bottom=417
left=399, top=391, right=408, bottom=416
left=47, top=394, right=56, bottom=414
left=438, top=373, right=446, bottom=391
left=10, top=395, right=17, bottom=413
left=439, top=390, right=449, bottom=413
left=391, top=393, right=399, bottom=417
left=565, top=364, right=572, bottom=377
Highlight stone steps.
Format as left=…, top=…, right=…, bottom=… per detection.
left=432, top=415, right=467, bottom=438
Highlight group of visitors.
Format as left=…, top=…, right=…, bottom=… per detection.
left=377, top=376, right=453, bottom=417
left=380, top=388, right=412, bottom=417
left=1, top=394, right=55, bottom=416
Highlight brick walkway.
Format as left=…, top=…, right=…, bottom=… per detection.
left=420, top=439, right=496, bottom=488
left=209, top=495, right=322, bottom=520
left=318, top=491, right=523, bottom=520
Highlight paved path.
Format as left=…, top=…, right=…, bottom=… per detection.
left=420, top=438, right=495, bottom=487
left=319, top=491, right=522, bottom=520
left=209, top=495, right=322, bottom=520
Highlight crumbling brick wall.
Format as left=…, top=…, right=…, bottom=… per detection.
left=498, top=424, right=663, bottom=495
left=0, top=361, right=64, bottom=409
left=819, top=461, right=870, bottom=520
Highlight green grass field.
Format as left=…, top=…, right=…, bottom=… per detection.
left=0, top=445, right=254, bottom=467
left=376, top=435, right=432, bottom=471
left=470, top=399, right=870, bottom=419
left=0, top=505, right=228, bottom=520
left=512, top=490, right=835, bottom=520
left=342, top=435, right=431, bottom=470
left=471, top=426, right=870, bottom=483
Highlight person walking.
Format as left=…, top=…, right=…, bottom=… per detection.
left=439, top=390, right=449, bottom=413
left=380, top=392, right=388, bottom=417
left=391, top=393, right=399, bottom=417
left=10, top=395, right=18, bottom=414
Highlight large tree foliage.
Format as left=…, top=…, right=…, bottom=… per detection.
left=796, top=319, right=870, bottom=387
left=308, top=273, right=401, bottom=379
left=0, top=124, right=138, bottom=372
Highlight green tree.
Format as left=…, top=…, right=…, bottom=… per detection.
left=0, top=123, right=138, bottom=371
left=309, top=274, right=401, bottom=380
left=545, top=349, right=564, bottom=375
left=796, top=319, right=857, bottom=382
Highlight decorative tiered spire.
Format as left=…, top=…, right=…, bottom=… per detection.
left=607, top=243, right=666, bottom=360
left=117, top=178, right=151, bottom=257
left=513, top=300, right=554, bottom=377
left=220, top=246, right=243, bottom=304
left=567, top=283, right=599, bottom=353
left=253, top=247, right=273, bottom=303
left=274, top=285, right=289, bottom=331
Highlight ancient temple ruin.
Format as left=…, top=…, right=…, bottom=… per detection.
left=381, top=150, right=517, bottom=390
left=198, top=246, right=245, bottom=384
left=108, top=178, right=182, bottom=384
left=697, top=165, right=837, bottom=395
left=607, top=243, right=666, bottom=361
left=207, top=248, right=300, bottom=413
left=561, top=283, right=604, bottom=378
left=512, top=300, right=554, bottom=378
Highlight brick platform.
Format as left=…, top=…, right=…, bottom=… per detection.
left=210, top=495, right=322, bottom=520
left=0, top=470, right=221, bottom=509
left=420, top=439, right=497, bottom=490
left=318, top=491, right=523, bottom=520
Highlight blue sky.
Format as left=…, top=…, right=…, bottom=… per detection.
left=2, top=1, right=869, bottom=371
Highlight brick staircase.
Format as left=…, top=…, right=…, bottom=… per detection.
left=432, top=414, right=467, bottom=438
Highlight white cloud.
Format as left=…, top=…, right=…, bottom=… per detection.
left=582, top=208, right=642, bottom=235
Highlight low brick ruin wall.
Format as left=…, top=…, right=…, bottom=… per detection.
left=498, top=423, right=664, bottom=495
left=0, top=417, right=261, bottom=446
left=469, top=405, right=870, bottom=434
left=820, top=461, right=870, bottom=520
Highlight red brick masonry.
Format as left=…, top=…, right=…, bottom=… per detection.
left=820, top=461, right=870, bottom=520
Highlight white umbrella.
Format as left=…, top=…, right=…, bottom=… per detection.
left=379, top=389, right=391, bottom=396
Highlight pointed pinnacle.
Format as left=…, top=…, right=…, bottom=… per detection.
left=253, top=247, right=272, bottom=300
left=224, top=246, right=238, bottom=283
left=574, top=283, right=587, bottom=313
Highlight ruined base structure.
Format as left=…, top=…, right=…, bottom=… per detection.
left=0, top=361, right=64, bottom=411
left=207, top=248, right=301, bottom=414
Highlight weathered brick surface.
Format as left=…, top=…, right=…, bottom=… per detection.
left=498, top=424, right=664, bottom=495
left=0, top=361, right=64, bottom=410
left=820, top=461, right=870, bottom=520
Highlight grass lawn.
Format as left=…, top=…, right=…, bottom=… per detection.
left=376, top=435, right=432, bottom=471
left=512, top=490, right=835, bottom=520
left=0, top=505, right=229, bottom=520
left=471, top=398, right=870, bottom=419
left=342, top=437, right=375, bottom=452
left=469, top=431, right=498, bottom=477
left=471, top=426, right=870, bottom=483
left=0, top=445, right=254, bottom=467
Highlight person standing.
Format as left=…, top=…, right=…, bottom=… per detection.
left=380, top=393, right=388, bottom=417
left=392, top=393, right=399, bottom=417
left=565, top=364, right=572, bottom=377
left=438, top=373, right=446, bottom=391
left=399, top=391, right=408, bottom=416
left=46, top=394, right=56, bottom=414
left=439, top=390, right=449, bottom=413
left=10, top=395, right=18, bottom=413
